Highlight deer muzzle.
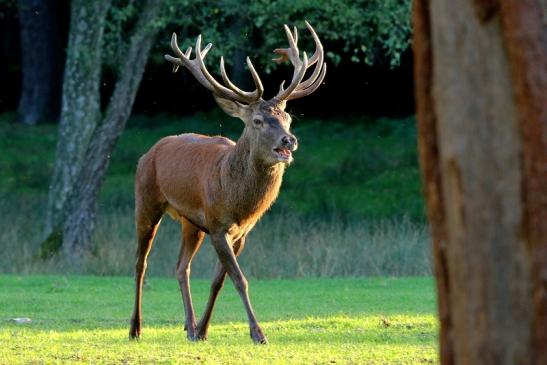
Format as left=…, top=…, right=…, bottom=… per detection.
left=273, top=134, right=298, bottom=163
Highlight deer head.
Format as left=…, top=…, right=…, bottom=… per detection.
left=164, top=21, right=326, bottom=166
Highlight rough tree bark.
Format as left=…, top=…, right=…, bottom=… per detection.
left=43, top=0, right=162, bottom=260
left=43, top=0, right=110, bottom=252
left=413, top=1, right=546, bottom=364
left=62, top=0, right=162, bottom=259
left=16, top=0, right=64, bottom=125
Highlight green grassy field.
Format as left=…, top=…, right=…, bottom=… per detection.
left=0, top=275, right=438, bottom=364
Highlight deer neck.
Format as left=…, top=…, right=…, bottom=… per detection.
left=222, top=130, right=285, bottom=220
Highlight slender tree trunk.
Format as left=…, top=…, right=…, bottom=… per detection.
left=413, top=1, right=546, bottom=364
left=42, top=0, right=110, bottom=254
left=62, top=0, right=162, bottom=259
left=16, top=0, right=64, bottom=125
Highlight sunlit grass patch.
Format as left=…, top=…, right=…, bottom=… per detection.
left=0, top=275, right=438, bottom=364
left=2, top=317, right=437, bottom=364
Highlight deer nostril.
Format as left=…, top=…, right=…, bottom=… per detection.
left=281, top=136, right=290, bottom=146
left=281, top=135, right=297, bottom=148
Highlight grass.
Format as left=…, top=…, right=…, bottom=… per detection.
left=0, top=275, right=439, bottom=364
left=0, top=195, right=431, bottom=277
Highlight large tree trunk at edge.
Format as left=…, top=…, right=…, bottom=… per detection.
left=16, top=0, right=64, bottom=125
left=413, top=1, right=546, bottom=364
left=43, top=0, right=162, bottom=261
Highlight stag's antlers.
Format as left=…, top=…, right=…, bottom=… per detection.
left=164, top=34, right=264, bottom=104
left=273, top=21, right=327, bottom=101
left=164, top=21, right=326, bottom=104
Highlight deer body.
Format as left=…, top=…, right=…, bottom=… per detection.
left=138, top=131, right=285, bottom=237
left=129, top=21, right=326, bottom=344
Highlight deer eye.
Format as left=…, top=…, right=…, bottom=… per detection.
left=253, top=118, right=263, bottom=127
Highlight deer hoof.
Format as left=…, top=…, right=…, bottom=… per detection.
left=193, top=323, right=209, bottom=341
left=252, top=335, right=268, bottom=345
left=250, top=327, right=268, bottom=344
left=189, top=333, right=207, bottom=341
left=129, top=328, right=141, bottom=340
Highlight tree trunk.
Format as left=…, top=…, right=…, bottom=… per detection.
left=62, top=0, right=162, bottom=259
left=42, top=0, right=110, bottom=255
left=412, top=1, right=546, bottom=364
left=16, top=0, right=64, bottom=125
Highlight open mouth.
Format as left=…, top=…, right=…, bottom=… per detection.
left=273, top=147, right=292, bottom=161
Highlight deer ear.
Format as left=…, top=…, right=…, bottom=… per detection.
left=214, top=95, right=250, bottom=120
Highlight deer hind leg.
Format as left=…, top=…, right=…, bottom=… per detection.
left=129, top=201, right=164, bottom=339
left=195, top=237, right=246, bottom=341
left=176, top=217, right=205, bottom=340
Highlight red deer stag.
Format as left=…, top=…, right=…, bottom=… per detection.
left=129, top=21, right=326, bottom=344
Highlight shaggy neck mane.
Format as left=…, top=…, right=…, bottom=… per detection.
left=222, top=128, right=285, bottom=222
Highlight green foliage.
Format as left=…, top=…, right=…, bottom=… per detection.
left=0, top=112, right=425, bottom=221
left=280, top=116, right=424, bottom=219
left=103, top=0, right=168, bottom=72
left=151, top=0, right=412, bottom=70
left=102, top=0, right=138, bottom=70
left=0, top=275, right=438, bottom=364
left=0, top=113, right=57, bottom=194
left=0, top=112, right=429, bottom=277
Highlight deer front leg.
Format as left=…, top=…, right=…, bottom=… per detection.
left=195, top=237, right=246, bottom=340
left=209, top=233, right=267, bottom=344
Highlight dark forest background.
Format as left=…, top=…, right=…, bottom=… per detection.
left=0, top=0, right=428, bottom=277
left=0, top=0, right=415, bottom=119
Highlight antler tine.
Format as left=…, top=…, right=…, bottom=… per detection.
left=273, top=25, right=301, bottom=63
left=287, top=62, right=327, bottom=100
left=165, top=33, right=216, bottom=91
left=276, top=52, right=308, bottom=100
left=194, top=35, right=243, bottom=101
left=273, top=24, right=304, bottom=99
left=245, top=57, right=265, bottom=98
left=165, top=33, right=184, bottom=72
left=220, top=56, right=264, bottom=100
left=284, top=24, right=298, bottom=51
left=170, top=33, right=185, bottom=58
left=294, top=21, right=324, bottom=90
left=305, top=20, right=322, bottom=66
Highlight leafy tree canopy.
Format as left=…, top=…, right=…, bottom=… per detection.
left=104, top=0, right=412, bottom=74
